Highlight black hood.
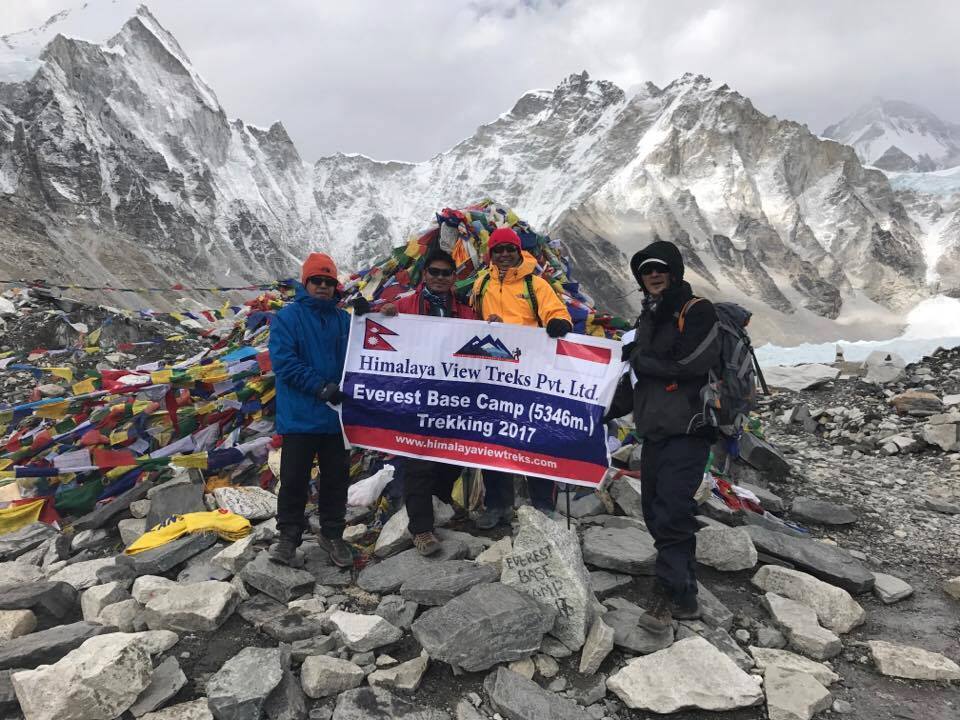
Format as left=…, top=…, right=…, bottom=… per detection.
left=630, top=240, right=685, bottom=291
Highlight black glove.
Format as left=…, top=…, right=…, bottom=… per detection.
left=545, top=319, right=572, bottom=338
left=318, top=382, right=346, bottom=405
left=351, top=297, right=371, bottom=316
left=620, top=341, right=636, bottom=362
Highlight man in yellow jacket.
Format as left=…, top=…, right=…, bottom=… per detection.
left=471, top=226, right=573, bottom=529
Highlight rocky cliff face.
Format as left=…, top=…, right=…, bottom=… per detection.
left=0, top=5, right=937, bottom=341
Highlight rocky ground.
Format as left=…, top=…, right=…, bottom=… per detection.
left=0, top=290, right=957, bottom=720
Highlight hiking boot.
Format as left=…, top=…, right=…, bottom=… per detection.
left=647, top=589, right=673, bottom=626
left=474, top=506, right=510, bottom=530
left=269, top=536, right=299, bottom=566
left=318, top=536, right=354, bottom=568
left=413, top=532, right=442, bottom=556
left=449, top=504, right=469, bottom=524
left=670, top=597, right=701, bottom=621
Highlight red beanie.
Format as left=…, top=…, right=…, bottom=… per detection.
left=488, top=227, right=522, bottom=252
left=301, top=252, right=338, bottom=285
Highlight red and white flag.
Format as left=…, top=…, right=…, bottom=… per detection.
left=363, top=319, right=398, bottom=352
left=554, top=338, right=612, bottom=376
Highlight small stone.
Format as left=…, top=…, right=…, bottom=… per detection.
left=81, top=582, right=131, bottom=622
left=764, top=666, right=832, bottom=720
left=696, top=526, right=758, bottom=571
left=756, top=626, right=787, bottom=649
left=547, top=677, right=566, bottom=692
left=507, top=657, right=535, bottom=679
left=324, top=610, right=402, bottom=652
left=752, top=565, right=865, bottom=633
left=342, top=525, right=367, bottom=543
left=141, top=699, right=212, bottom=720
left=332, top=687, right=450, bottom=719
left=579, top=616, right=615, bottom=675
left=944, top=576, right=960, bottom=600
left=119, top=518, right=148, bottom=546
left=374, top=595, right=418, bottom=630
left=98, top=599, right=147, bottom=632
left=129, top=656, right=187, bottom=717
left=534, top=653, right=559, bottom=678
left=762, top=593, right=841, bottom=660
left=129, top=500, right=152, bottom=519
left=48, top=557, right=117, bottom=591
left=867, top=640, right=960, bottom=681
left=299, top=655, right=363, bottom=698
left=207, top=647, right=283, bottom=720
left=367, top=652, right=429, bottom=692
left=789, top=497, right=856, bottom=526
left=485, top=667, right=586, bottom=720
left=748, top=646, right=839, bottom=685
left=734, top=629, right=751, bottom=643
left=871, top=572, right=914, bottom=604
left=832, top=699, right=853, bottom=714
left=539, top=636, right=573, bottom=658
left=131, top=576, right=178, bottom=605
left=0, top=610, right=36, bottom=642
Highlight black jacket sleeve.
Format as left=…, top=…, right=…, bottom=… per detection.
left=603, top=373, right=634, bottom=421
left=629, top=300, right=721, bottom=379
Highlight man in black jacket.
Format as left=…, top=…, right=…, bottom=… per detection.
left=609, top=239, right=721, bottom=620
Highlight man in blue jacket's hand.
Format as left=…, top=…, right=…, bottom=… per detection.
left=268, top=252, right=355, bottom=568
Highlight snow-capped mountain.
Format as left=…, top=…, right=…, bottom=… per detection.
left=823, top=99, right=960, bottom=172
left=0, top=3, right=948, bottom=343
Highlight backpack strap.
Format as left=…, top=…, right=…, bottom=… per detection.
left=677, top=297, right=704, bottom=333
left=473, top=274, right=492, bottom=318
left=524, top=275, right=542, bottom=328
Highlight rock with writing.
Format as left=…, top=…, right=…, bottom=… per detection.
left=501, top=506, right=597, bottom=651
left=210, top=487, right=278, bottom=521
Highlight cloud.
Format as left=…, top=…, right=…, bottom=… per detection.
left=4, top=0, right=959, bottom=162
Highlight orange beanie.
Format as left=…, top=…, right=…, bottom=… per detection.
left=301, top=252, right=338, bottom=285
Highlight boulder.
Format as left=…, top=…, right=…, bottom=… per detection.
left=300, top=655, right=364, bottom=698
left=696, top=526, right=758, bottom=571
left=762, top=593, right=841, bottom=660
left=262, top=610, right=325, bottom=643
left=0, top=609, right=36, bottom=642
left=142, top=699, right=212, bottom=720
left=367, top=652, right=429, bottom=692
left=375, top=499, right=454, bottom=557
left=789, top=497, right=856, bottom=526
left=752, top=565, right=865, bottom=633
left=871, top=572, right=914, bottom=604
left=117, top=533, right=218, bottom=577
left=145, top=472, right=205, bottom=528
left=764, top=666, right=832, bottom=720
left=207, top=647, right=283, bottom=720
left=738, top=433, right=792, bottom=477
left=578, top=616, right=614, bottom=675
left=211, top=486, right=278, bottom=520
left=0, top=523, right=58, bottom=560
left=240, top=552, right=314, bottom=603
left=862, top=351, right=905, bottom=384
left=744, top=526, right=874, bottom=593
left=11, top=632, right=153, bottom=720
left=604, top=609, right=674, bottom=654
left=48, top=557, right=117, bottom=591
left=263, top=645, right=307, bottom=720
left=0, top=561, right=45, bottom=585
left=324, top=611, right=402, bottom=652
left=412, top=583, right=554, bottom=672
left=501, top=506, right=597, bottom=650
left=559, top=493, right=606, bottom=519
left=130, top=499, right=152, bottom=519
left=81, top=582, right=132, bottom=622
left=921, top=422, right=960, bottom=452
left=144, top=581, right=239, bottom=633
left=748, top=647, right=839, bottom=686
left=132, top=576, right=179, bottom=605
left=176, top=544, right=233, bottom=584
left=399, top=561, right=498, bottom=606
left=212, top=536, right=257, bottom=574
left=0, top=581, right=77, bottom=626
left=607, top=636, right=763, bottom=712
left=867, top=640, right=960, bottom=681
left=890, top=390, right=943, bottom=416
left=331, top=687, right=450, bottom=720
left=0, top=621, right=110, bottom=670
left=119, top=518, right=148, bottom=546
left=608, top=475, right=644, bottom=517
left=356, top=540, right=468, bottom=594
left=98, top=599, right=147, bottom=632
left=581, top=526, right=657, bottom=577
left=484, top=667, right=587, bottom=720
left=763, top=364, right=839, bottom=393
left=374, top=595, right=418, bottom=630
left=128, top=656, right=186, bottom=717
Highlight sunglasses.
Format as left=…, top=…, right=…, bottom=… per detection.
left=425, top=267, right=454, bottom=277
left=639, top=264, right=669, bottom=276
left=491, top=245, right=519, bottom=255
left=307, top=276, right=338, bottom=288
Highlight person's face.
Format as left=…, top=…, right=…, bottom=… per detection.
left=306, top=275, right=337, bottom=300
left=641, top=263, right=671, bottom=297
left=491, top=244, right=521, bottom=274
left=424, top=261, right=455, bottom=294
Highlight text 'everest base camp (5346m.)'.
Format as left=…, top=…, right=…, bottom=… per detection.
left=0, top=2, right=958, bottom=720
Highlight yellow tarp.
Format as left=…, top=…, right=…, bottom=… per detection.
left=124, top=510, right=251, bottom=554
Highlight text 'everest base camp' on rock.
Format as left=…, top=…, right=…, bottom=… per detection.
left=0, top=4, right=958, bottom=720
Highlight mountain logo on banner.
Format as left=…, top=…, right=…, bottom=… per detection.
left=363, top=319, right=398, bottom=352
left=453, top=334, right=520, bottom=362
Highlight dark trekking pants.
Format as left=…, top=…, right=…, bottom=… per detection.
left=483, top=470, right=555, bottom=513
left=404, top=458, right=462, bottom=535
left=640, top=435, right=710, bottom=604
left=277, top=433, right=350, bottom=543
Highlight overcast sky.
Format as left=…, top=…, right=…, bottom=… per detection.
left=4, top=0, right=959, bottom=163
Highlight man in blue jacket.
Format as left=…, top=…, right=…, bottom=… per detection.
left=269, top=252, right=360, bottom=567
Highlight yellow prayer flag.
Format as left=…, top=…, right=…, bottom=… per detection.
left=171, top=452, right=208, bottom=469
left=261, top=388, right=276, bottom=404
left=0, top=459, right=11, bottom=471
left=35, top=401, right=70, bottom=419
left=72, top=377, right=98, bottom=395
left=87, top=327, right=102, bottom=345
left=165, top=335, right=185, bottom=342
left=48, top=367, right=74, bottom=383
left=106, top=465, right=136, bottom=479
left=151, top=369, right=173, bottom=384
left=109, top=430, right=128, bottom=446
left=169, top=312, right=185, bottom=322
left=131, top=401, right=152, bottom=415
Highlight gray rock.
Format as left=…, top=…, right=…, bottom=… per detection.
left=367, top=653, right=429, bottom=692
left=762, top=593, right=841, bottom=660
left=399, top=561, right=498, bottom=606
left=331, top=687, right=450, bottom=719
left=871, top=572, right=914, bottom=604
left=867, top=640, right=960, bottom=681
left=763, top=365, right=839, bottom=393
left=412, top=583, right=554, bottom=672
left=375, top=499, right=454, bottom=557
left=176, top=544, right=232, bottom=583
left=265, top=645, right=308, bottom=720
left=211, top=486, right=278, bottom=521
left=71, top=529, right=111, bottom=553
left=598, top=515, right=647, bottom=531
left=921, top=422, right=960, bottom=451
left=145, top=473, right=206, bottom=528
left=324, top=611, right=401, bottom=652
left=99, top=599, right=147, bottom=632
left=207, top=646, right=283, bottom=720
left=608, top=475, right=644, bottom=517
left=357, top=541, right=468, bottom=594
left=11, top=632, right=153, bottom=720
left=579, top=616, right=614, bottom=675
left=0, top=621, right=111, bottom=670
left=737, top=482, right=785, bottom=513
left=48, top=557, right=118, bottom=591
left=0, top=581, right=77, bottom=626
left=131, top=576, right=179, bottom=605
left=539, top=635, right=572, bottom=658
left=119, top=518, right=148, bottom=546
left=748, top=647, right=839, bottom=686
left=738, top=432, right=792, bottom=477
left=559, top=493, right=606, bottom=519
left=213, top=536, right=257, bottom=574
left=500, top=506, right=597, bottom=650
left=144, top=580, right=239, bottom=633
left=756, top=625, right=787, bottom=648
left=129, top=656, right=187, bottom=717
left=752, top=565, right=866, bottom=633
left=290, top=635, right=337, bottom=663
left=581, top=526, right=656, bottom=575
left=921, top=496, right=960, bottom=515
left=117, top=533, right=218, bottom=577
left=790, top=497, right=856, bottom=526
left=589, top=570, right=632, bottom=598
left=238, top=594, right=287, bottom=629
left=606, top=636, right=763, bottom=712
left=0, top=609, right=36, bottom=641
left=696, top=526, right=758, bottom=571
left=240, top=552, right=315, bottom=603
left=0, top=523, right=58, bottom=560
left=434, top=529, right=493, bottom=560
left=764, top=666, right=832, bottom=720
left=130, top=499, right=152, bottom=519
left=263, top=610, right=325, bottom=643
left=741, top=509, right=807, bottom=537
left=300, top=655, right=364, bottom=698
left=474, top=535, right=512, bottom=569
left=374, top=595, right=418, bottom=630
left=74, top=480, right=154, bottom=532
left=677, top=622, right=753, bottom=670
left=698, top=582, right=734, bottom=630
left=568, top=673, right=606, bottom=706
left=484, top=667, right=586, bottom=720
left=141, top=699, right=213, bottom=720
left=744, top=526, right=875, bottom=594
left=605, top=610, right=674, bottom=654
left=0, top=669, right=17, bottom=715
left=81, top=581, right=132, bottom=621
